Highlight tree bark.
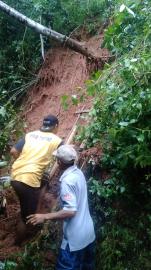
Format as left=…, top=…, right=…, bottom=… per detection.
left=0, top=1, right=103, bottom=62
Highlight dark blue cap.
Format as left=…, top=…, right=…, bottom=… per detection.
left=43, top=115, right=59, bottom=127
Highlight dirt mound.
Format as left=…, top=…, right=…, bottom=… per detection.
left=24, top=47, right=90, bottom=139
left=24, top=34, right=109, bottom=139
left=0, top=188, right=20, bottom=260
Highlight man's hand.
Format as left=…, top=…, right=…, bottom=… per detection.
left=26, top=214, right=46, bottom=225
left=27, top=210, right=76, bottom=225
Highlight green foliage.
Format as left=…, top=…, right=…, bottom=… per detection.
left=0, top=261, right=17, bottom=270
left=88, top=177, right=107, bottom=234
left=0, top=86, right=17, bottom=155
left=0, top=225, right=60, bottom=270
left=81, top=0, right=151, bottom=268
left=104, top=0, right=151, bottom=56
left=0, top=103, right=16, bottom=155
left=15, top=242, right=44, bottom=270
left=45, top=0, right=114, bottom=35
left=96, top=221, right=151, bottom=270
left=0, top=1, right=41, bottom=155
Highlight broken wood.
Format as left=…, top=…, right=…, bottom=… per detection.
left=40, top=16, right=45, bottom=61
left=0, top=1, right=104, bottom=61
left=49, top=106, right=84, bottom=180
left=75, top=109, right=89, bottom=115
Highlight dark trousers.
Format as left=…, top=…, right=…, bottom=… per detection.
left=11, top=180, right=41, bottom=222
left=56, top=242, right=95, bottom=270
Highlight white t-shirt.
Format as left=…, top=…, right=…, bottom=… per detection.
left=60, top=165, right=95, bottom=251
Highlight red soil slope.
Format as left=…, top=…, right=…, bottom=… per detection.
left=24, top=34, right=109, bottom=139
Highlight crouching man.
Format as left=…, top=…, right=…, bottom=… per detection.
left=27, top=145, right=95, bottom=270
left=10, top=115, right=62, bottom=243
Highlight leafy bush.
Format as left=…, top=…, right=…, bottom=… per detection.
left=0, top=1, right=41, bottom=155
left=0, top=261, right=17, bottom=270
left=81, top=0, right=151, bottom=269
left=45, top=0, right=114, bottom=34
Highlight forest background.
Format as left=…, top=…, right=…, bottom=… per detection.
left=0, top=0, right=151, bottom=269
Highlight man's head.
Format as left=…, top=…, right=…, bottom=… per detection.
left=41, top=115, right=59, bottom=133
left=53, top=145, right=78, bottom=169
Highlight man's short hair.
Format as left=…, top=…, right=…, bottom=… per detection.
left=41, top=115, right=59, bottom=132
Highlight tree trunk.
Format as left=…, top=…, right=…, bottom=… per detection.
left=0, top=1, right=103, bottom=62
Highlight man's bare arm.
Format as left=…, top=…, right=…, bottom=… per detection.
left=10, top=138, right=25, bottom=160
left=27, top=210, right=76, bottom=225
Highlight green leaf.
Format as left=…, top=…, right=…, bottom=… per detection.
left=71, top=95, right=78, bottom=106
left=120, top=186, right=126, bottom=193
left=61, top=95, right=69, bottom=110
left=0, top=106, right=6, bottom=117
left=137, top=134, right=145, bottom=142
left=119, top=121, right=129, bottom=127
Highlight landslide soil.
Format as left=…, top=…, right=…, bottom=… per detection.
left=0, top=33, right=109, bottom=261
left=23, top=33, right=109, bottom=138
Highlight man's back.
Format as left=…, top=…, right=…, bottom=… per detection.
left=11, top=130, right=62, bottom=187
left=60, top=165, right=95, bottom=251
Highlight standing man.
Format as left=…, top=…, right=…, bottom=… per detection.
left=27, top=145, right=95, bottom=270
left=10, top=115, right=62, bottom=242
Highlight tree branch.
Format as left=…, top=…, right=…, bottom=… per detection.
left=0, top=1, right=103, bottom=62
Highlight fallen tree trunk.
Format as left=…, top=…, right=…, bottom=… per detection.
left=0, top=1, right=103, bottom=61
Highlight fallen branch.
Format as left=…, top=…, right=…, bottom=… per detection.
left=0, top=1, right=104, bottom=61
left=49, top=107, right=84, bottom=180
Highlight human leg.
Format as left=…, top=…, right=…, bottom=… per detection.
left=11, top=180, right=41, bottom=220
left=11, top=181, right=41, bottom=244
left=56, top=244, right=84, bottom=270
left=81, top=242, right=95, bottom=270
left=56, top=242, right=95, bottom=270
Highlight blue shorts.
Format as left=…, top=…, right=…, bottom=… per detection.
left=56, top=242, right=95, bottom=270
